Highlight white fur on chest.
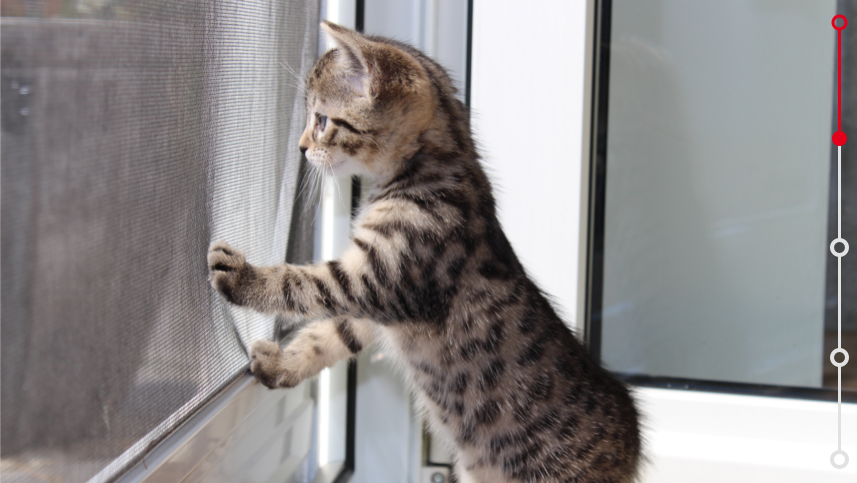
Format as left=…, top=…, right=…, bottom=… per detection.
left=376, top=327, right=459, bottom=435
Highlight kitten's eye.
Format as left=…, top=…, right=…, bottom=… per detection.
left=316, top=113, right=328, bottom=132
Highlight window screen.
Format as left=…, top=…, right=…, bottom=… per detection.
left=1, top=1, right=319, bottom=481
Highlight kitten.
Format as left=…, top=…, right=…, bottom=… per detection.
left=208, top=21, right=641, bottom=483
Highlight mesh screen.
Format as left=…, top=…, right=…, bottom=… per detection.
left=1, top=1, right=319, bottom=481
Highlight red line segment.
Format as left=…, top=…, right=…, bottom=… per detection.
left=833, top=15, right=847, bottom=146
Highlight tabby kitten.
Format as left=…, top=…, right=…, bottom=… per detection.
left=208, top=21, right=641, bottom=483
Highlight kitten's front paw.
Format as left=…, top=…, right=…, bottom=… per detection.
left=249, top=340, right=301, bottom=389
left=208, top=241, right=251, bottom=305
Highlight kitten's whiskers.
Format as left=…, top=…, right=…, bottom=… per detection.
left=279, top=61, right=306, bottom=92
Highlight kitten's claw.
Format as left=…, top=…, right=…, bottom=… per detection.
left=207, top=241, right=250, bottom=304
left=249, top=340, right=300, bottom=389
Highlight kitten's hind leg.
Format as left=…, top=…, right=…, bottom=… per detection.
left=250, top=317, right=374, bottom=389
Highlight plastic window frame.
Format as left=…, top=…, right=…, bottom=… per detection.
left=580, top=0, right=857, bottom=479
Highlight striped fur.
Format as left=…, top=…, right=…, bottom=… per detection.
left=209, top=21, right=641, bottom=483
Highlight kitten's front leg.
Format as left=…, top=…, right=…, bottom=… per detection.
left=249, top=317, right=374, bottom=389
left=210, top=221, right=407, bottom=320
left=210, top=236, right=394, bottom=321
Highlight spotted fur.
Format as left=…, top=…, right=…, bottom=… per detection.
left=208, top=21, right=641, bottom=483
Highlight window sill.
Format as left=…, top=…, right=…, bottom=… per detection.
left=637, top=386, right=857, bottom=481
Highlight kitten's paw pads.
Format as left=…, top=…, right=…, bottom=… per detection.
left=207, top=241, right=249, bottom=304
left=249, top=340, right=300, bottom=389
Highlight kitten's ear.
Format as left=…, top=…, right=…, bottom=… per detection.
left=321, top=21, right=375, bottom=97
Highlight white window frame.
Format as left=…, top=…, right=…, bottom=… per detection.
left=470, top=0, right=857, bottom=481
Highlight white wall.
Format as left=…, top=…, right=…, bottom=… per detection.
left=471, top=0, right=590, bottom=332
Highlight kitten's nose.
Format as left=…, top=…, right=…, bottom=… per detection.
left=299, top=132, right=310, bottom=155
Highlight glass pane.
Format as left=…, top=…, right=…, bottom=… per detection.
left=0, top=1, right=319, bottom=481
left=599, top=0, right=855, bottom=393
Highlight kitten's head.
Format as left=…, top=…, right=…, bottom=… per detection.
left=299, top=22, right=446, bottom=180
